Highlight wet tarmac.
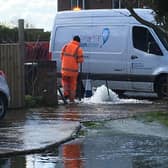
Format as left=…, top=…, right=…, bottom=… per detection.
left=0, top=98, right=168, bottom=167
left=0, top=106, right=81, bottom=156
left=0, top=99, right=167, bottom=155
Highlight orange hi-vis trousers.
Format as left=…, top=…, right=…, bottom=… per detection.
left=61, top=75, right=78, bottom=101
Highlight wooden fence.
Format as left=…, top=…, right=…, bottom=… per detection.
left=0, top=43, right=58, bottom=108
left=0, top=43, right=25, bottom=108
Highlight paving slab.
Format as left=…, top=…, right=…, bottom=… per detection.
left=0, top=117, right=80, bottom=156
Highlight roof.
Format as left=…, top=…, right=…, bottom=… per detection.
left=56, top=8, right=156, bottom=24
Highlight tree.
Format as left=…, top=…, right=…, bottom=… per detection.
left=117, top=0, right=168, bottom=29
left=0, top=24, right=50, bottom=43
left=154, top=0, right=168, bottom=16
left=122, top=0, right=168, bottom=35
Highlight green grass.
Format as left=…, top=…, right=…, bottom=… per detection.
left=25, top=95, right=43, bottom=107
left=79, top=121, right=106, bottom=137
left=135, top=111, right=168, bottom=126
left=83, top=121, right=105, bottom=129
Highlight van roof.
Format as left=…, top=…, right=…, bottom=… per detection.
left=56, top=8, right=156, bottom=23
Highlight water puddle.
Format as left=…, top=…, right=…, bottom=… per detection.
left=1, top=85, right=167, bottom=167
left=105, top=119, right=168, bottom=139
left=1, top=118, right=168, bottom=168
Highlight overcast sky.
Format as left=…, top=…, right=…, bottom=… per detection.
left=0, top=0, right=57, bottom=31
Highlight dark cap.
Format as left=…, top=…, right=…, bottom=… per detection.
left=73, top=35, right=80, bottom=42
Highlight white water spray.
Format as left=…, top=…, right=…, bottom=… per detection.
left=82, top=85, right=151, bottom=104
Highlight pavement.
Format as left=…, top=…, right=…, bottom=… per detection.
left=0, top=100, right=167, bottom=157
left=0, top=105, right=81, bottom=157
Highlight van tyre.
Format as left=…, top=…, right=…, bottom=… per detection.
left=0, top=96, right=7, bottom=119
left=156, top=76, right=168, bottom=99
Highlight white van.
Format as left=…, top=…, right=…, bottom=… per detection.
left=49, top=9, right=168, bottom=98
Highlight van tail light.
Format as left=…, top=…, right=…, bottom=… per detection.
left=48, top=52, right=52, bottom=60
left=0, top=70, right=6, bottom=78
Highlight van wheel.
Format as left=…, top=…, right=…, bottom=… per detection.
left=0, top=96, right=7, bottom=119
left=156, top=76, right=168, bottom=99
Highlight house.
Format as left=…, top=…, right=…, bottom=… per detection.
left=58, top=0, right=144, bottom=11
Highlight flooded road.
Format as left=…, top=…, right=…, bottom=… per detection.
left=1, top=118, right=168, bottom=168
left=0, top=86, right=168, bottom=168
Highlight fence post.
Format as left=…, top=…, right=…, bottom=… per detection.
left=18, top=19, right=25, bottom=107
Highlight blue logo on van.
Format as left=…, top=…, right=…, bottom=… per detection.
left=101, top=28, right=110, bottom=47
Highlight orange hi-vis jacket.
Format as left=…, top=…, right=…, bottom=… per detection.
left=61, top=40, right=84, bottom=77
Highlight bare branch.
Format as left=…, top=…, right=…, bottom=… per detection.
left=126, top=7, right=168, bottom=37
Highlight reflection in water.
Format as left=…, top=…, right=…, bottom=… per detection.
left=0, top=158, right=11, bottom=168
left=25, top=154, right=58, bottom=168
left=62, top=143, right=83, bottom=168
left=0, top=156, right=26, bottom=168
left=63, top=105, right=80, bottom=121
left=132, top=155, right=168, bottom=168
left=1, top=118, right=168, bottom=168
left=1, top=133, right=168, bottom=168
left=62, top=106, right=83, bottom=168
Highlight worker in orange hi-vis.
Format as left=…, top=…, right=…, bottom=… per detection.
left=61, top=35, right=84, bottom=103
